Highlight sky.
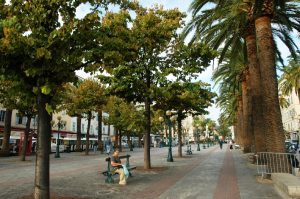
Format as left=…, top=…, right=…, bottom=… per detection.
left=75, top=0, right=294, bottom=123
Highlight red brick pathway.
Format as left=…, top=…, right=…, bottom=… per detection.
left=213, top=148, right=240, bottom=199
left=132, top=147, right=218, bottom=199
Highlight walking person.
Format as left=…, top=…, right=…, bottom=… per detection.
left=93, top=141, right=98, bottom=153
left=229, top=140, right=233, bottom=151
left=219, top=139, right=223, bottom=150
left=105, top=139, right=112, bottom=155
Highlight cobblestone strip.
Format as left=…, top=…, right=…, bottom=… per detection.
left=213, top=149, right=240, bottom=199
left=131, top=147, right=219, bottom=199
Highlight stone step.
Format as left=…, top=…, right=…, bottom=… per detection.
left=272, top=173, right=300, bottom=199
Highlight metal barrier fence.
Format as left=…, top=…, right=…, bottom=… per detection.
left=256, top=152, right=300, bottom=177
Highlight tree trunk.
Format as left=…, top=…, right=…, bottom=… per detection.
left=245, top=33, right=267, bottom=153
left=113, top=129, right=118, bottom=148
left=107, top=124, right=110, bottom=136
left=127, top=134, right=133, bottom=151
left=75, top=115, right=82, bottom=152
left=97, top=110, right=103, bottom=153
left=20, top=115, right=32, bottom=161
left=242, top=71, right=253, bottom=153
left=255, top=15, right=285, bottom=152
left=233, top=125, right=239, bottom=143
left=177, top=112, right=183, bottom=158
left=138, top=134, right=142, bottom=148
left=118, top=130, right=122, bottom=152
left=34, top=91, right=51, bottom=199
left=85, top=111, right=91, bottom=155
left=143, top=96, right=151, bottom=169
left=143, top=70, right=151, bottom=169
left=0, top=109, right=12, bottom=157
left=237, top=98, right=245, bottom=149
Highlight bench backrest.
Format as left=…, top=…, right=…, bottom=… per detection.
left=105, top=154, right=131, bottom=168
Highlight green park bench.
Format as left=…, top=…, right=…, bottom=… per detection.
left=102, top=154, right=137, bottom=183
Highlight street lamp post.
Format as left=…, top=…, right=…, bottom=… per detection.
left=55, top=116, right=66, bottom=158
left=159, top=111, right=177, bottom=162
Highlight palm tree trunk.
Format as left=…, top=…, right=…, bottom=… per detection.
left=242, top=72, right=253, bottom=153
left=0, top=109, right=12, bottom=157
left=255, top=15, right=285, bottom=152
left=75, top=115, right=82, bottom=152
left=233, top=125, right=239, bottom=143
left=20, top=115, right=32, bottom=161
left=34, top=91, right=51, bottom=199
left=237, top=97, right=245, bottom=149
left=245, top=32, right=267, bottom=153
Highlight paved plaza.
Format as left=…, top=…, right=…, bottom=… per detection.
left=0, top=144, right=282, bottom=199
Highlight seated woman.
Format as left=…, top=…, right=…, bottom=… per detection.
left=111, top=149, right=126, bottom=185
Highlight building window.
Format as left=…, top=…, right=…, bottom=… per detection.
left=82, top=124, right=85, bottom=133
left=72, top=122, right=76, bottom=132
left=16, top=115, right=28, bottom=125
left=0, top=110, right=5, bottom=122
left=31, top=117, right=38, bottom=129
left=91, top=125, right=94, bottom=134
left=16, top=114, right=23, bottom=125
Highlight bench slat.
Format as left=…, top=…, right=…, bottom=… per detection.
left=102, top=166, right=137, bottom=176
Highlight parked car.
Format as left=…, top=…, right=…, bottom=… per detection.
left=51, top=143, right=65, bottom=153
left=285, top=140, right=298, bottom=153
left=121, top=141, right=128, bottom=148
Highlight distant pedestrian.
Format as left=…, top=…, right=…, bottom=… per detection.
left=229, top=140, right=233, bottom=151
left=32, top=142, right=36, bottom=153
left=93, top=141, right=98, bottom=153
left=105, top=139, right=112, bottom=155
left=219, top=139, right=223, bottom=149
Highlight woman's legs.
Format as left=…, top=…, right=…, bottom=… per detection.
left=115, top=168, right=126, bottom=185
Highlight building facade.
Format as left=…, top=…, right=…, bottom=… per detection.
left=281, top=89, right=300, bottom=134
left=0, top=107, right=115, bottom=141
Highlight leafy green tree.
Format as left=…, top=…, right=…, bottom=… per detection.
left=154, top=81, right=216, bottom=157
left=278, top=94, right=290, bottom=109
left=63, top=79, right=106, bottom=155
left=99, top=6, right=186, bottom=169
left=14, top=89, right=37, bottom=161
left=0, top=77, right=37, bottom=160
left=103, top=96, right=142, bottom=151
left=0, top=1, right=135, bottom=197
left=61, top=82, right=83, bottom=152
left=0, top=79, right=16, bottom=156
left=279, top=55, right=300, bottom=102
left=217, top=114, right=232, bottom=140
